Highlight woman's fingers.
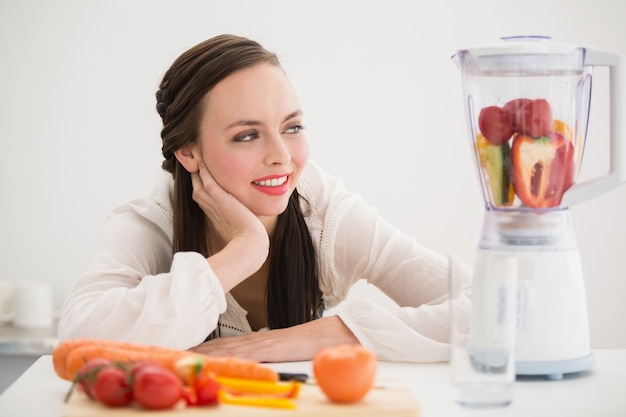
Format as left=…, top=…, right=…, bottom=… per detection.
left=188, top=317, right=360, bottom=363
left=190, top=161, right=268, bottom=246
left=190, top=328, right=304, bottom=362
left=192, top=162, right=228, bottom=208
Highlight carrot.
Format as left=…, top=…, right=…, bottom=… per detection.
left=206, top=356, right=278, bottom=381
left=53, top=338, right=182, bottom=380
left=64, top=344, right=197, bottom=381
left=53, top=338, right=93, bottom=380
left=53, top=338, right=278, bottom=383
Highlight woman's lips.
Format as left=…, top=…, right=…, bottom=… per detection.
left=251, top=174, right=291, bottom=196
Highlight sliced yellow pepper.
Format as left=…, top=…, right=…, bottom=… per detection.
left=218, top=390, right=297, bottom=410
left=216, top=376, right=301, bottom=398
left=475, top=133, right=515, bottom=207
left=176, top=356, right=301, bottom=409
left=550, top=119, right=573, bottom=142
left=476, top=133, right=490, bottom=168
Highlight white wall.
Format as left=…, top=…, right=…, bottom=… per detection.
left=1, top=0, right=624, bottom=348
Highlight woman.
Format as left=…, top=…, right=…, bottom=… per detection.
left=59, top=34, right=452, bottom=363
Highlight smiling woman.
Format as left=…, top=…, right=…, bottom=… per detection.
left=57, top=34, right=462, bottom=364
left=181, top=64, right=310, bottom=218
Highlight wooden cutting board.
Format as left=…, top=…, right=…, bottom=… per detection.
left=63, top=380, right=420, bottom=416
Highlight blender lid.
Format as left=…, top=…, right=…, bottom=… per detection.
left=451, top=36, right=587, bottom=72
left=452, top=35, right=583, bottom=59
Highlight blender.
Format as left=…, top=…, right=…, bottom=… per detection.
left=452, top=36, right=626, bottom=379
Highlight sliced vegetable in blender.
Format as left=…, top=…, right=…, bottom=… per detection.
left=476, top=134, right=514, bottom=206
left=511, top=133, right=575, bottom=208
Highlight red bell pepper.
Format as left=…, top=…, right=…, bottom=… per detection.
left=510, top=133, right=575, bottom=208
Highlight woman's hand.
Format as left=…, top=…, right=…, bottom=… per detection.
left=192, top=161, right=269, bottom=292
left=188, top=316, right=360, bottom=362
left=192, top=161, right=268, bottom=246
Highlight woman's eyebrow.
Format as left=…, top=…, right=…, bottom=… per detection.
left=226, top=119, right=261, bottom=129
left=225, top=109, right=303, bottom=130
left=283, top=109, right=303, bottom=121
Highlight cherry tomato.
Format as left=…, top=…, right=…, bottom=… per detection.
left=92, top=366, right=133, bottom=407
left=313, top=345, right=377, bottom=404
left=478, top=106, right=515, bottom=145
left=133, top=363, right=183, bottom=410
left=75, top=358, right=111, bottom=399
left=503, top=97, right=532, bottom=114
left=128, top=360, right=161, bottom=378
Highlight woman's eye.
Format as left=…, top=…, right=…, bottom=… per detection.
left=284, top=124, right=305, bottom=134
left=234, top=131, right=259, bottom=142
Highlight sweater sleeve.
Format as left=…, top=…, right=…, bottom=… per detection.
left=332, top=197, right=456, bottom=362
left=58, top=181, right=227, bottom=350
left=302, top=163, right=469, bottom=362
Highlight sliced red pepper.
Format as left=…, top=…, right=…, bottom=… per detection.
left=184, top=373, right=219, bottom=406
left=511, top=133, right=575, bottom=208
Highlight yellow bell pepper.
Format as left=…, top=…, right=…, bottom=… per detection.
left=218, top=390, right=297, bottom=410
left=216, top=376, right=301, bottom=398
left=475, top=133, right=515, bottom=207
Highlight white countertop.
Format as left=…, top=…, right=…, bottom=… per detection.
left=0, top=349, right=624, bottom=416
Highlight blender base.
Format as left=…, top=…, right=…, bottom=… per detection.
left=515, top=352, right=596, bottom=380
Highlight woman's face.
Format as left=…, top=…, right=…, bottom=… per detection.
left=196, top=64, right=309, bottom=217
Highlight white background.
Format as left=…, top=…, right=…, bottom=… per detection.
left=1, top=0, right=624, bottom=348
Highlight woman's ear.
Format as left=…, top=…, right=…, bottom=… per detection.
left=174, top=144, right=200, bottom=173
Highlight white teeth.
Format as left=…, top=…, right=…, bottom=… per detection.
left=254, top=176, right=287, bottom=187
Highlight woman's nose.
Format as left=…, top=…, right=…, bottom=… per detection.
left=264, top=132, right=291, bottom=165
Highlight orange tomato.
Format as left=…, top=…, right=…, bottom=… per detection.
left=312, top=345, right=377, bottom=403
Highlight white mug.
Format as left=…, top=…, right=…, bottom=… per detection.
left=3, top=281, right=53, bottom=329
left=0, top=280, right=15, bottom=323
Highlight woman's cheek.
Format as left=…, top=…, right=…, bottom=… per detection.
left=292, top=136, right=310, bottom=167
left=208, top=156, right=251, bottom=194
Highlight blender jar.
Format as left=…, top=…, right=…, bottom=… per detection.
left=452, top=36, right=591, bottom=212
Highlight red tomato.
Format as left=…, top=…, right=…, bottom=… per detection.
left=503, top=97, right=532, bottom=115
left=313, top=345, right=377, bottom=404
left=92, top=366, right=133, bottom=407
left=478, top=106, right=515, bottom=145
left=514, top=98, right=552, bottom=137
left=133, top=363, right=183, bottom=410
left=128, top=360, right=161, bottom=378
left=75, top=358, right=111, bottom=399
left=503, top=97, right=532, bottom=132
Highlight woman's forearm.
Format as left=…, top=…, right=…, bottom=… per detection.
left=189, top=316, right=359, bottom=362
left=207, top=235, right=269, bottom=293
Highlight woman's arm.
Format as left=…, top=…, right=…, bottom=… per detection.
left=189, top=316, right=359, bottom=362
left=58, top=186, right=228, bottom=350
left=298, top=163, right=460, bottom=362
left=60, top=161, right=272, bottom=349
left=329, top=196, right=461, bottom=362
left=191, top=162, right=270, bottom=293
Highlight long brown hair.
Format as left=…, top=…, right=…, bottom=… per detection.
left=155, top=34, right=321, bottom=330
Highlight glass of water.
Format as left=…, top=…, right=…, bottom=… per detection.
left=449, top=252, right=518, bottom=407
